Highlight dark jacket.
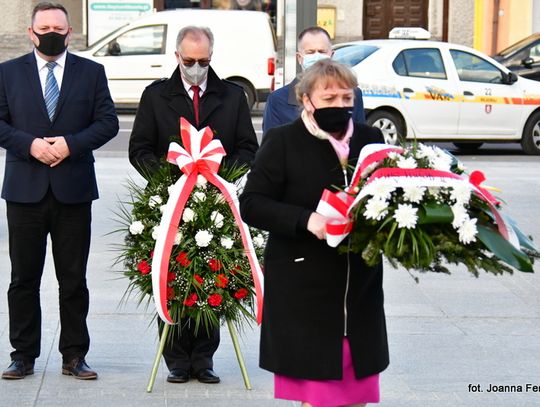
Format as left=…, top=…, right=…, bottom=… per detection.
left=0, top=52, right=118, bottom=203
left=262, top=79, right=366, bottom=136
left=129, top=66, right=258, bottom=178
left=239, top=118, right=389, bottom=380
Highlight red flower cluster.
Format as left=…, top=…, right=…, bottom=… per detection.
left=194, top=274, right=204, bottom=285
left=183, top=293, right=198, bottom=307
left=207, top=293, right=223, bottom=307
left=137, top=260, right=151, bottom=275
left=233, top=288, right=249, bottom=299
left=167, top=287, right=175, bottom=300
left=230, top=265, right=242, bottom=275
left=176, top=251, right=191, bottom=267
left=167, top=272, right=176, bottom=282
left=215, top=273, right=228, bottom=288
left=208, top=258, right=222, bottom=271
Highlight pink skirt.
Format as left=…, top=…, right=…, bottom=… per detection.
left=274, top=338, right=380, bottom=407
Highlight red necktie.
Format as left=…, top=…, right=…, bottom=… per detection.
left=190, top=85, right=200, bottom=125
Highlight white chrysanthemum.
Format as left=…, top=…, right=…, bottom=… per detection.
left=196, top=175, right=208, bottom=188
left=129, top=220, right=144, bottom=235
left=363, top=197, right=389, bottom=221
left=451, top=204, right=469, bottom=229
left=193, top=191, right=206, bottom=202
left=450, top=183, right=472, bottom=204
left=458, top=217, right=478, bottom=244
left=402, top=186, right=425, bottom=203
left=393, top=203, right=418, bottom=229
left=396, top=156, right=417, bottom=169
left=387, top=151, right=400, bottom=161
left=253, top=234, right=265, bottom=248
left=370, top=179, right=396, bottom=200
left=430, top=150, right=453, bottom=171
left=220, top=236, right=234, bottom=249
left=195, top=230, right=213, bottom=247
left=182, top=207, right=196, bottom=222
left=416, top=144, right=437, bottom=160
left=148, top=195, right=163, bottom=208
left=174, top=231, right=183, bottom=245
left=151, top=225, right=161, bottom=240
left=211, top=211, right=224, bottom=228
left=427, top=187, right=441, bottom=199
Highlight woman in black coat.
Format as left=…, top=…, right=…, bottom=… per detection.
left=239, top=59, right=389, bottom=407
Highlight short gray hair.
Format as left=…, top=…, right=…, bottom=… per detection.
left=176, top=26, right=214, bottom=53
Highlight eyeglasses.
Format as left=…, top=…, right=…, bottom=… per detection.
left=179, top=53, right=211, bottom=68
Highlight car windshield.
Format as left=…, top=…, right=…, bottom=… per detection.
left=497, top=34, right=540, bottom=57
left=333, top=44, right=379, bottom=67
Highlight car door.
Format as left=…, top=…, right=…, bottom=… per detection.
left=90, top=24, right=171, bottom=104
left=392, top=47, right=460, bottom=137
left=450, top=49, right=524, bottom=138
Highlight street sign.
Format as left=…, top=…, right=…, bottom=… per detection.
left=87, top=0, right=153, bottom=46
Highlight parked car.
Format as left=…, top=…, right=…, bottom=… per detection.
left=493, top=32, right=540, bottom=82
left=333, top=30, right=540, bottom=155
left=75, top=9, right=277, bottom=109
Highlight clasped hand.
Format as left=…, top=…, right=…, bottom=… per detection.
left=30, top=137, right=70, bottom=167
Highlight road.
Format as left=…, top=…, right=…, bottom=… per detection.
left=0, top=114, right=539, bottom=406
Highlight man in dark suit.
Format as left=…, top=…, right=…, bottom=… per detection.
left=0, top=2, right=118, bottom=380
left=129, top=26, right=258, bottom=384
left=263, top=26, right=365, bottom=136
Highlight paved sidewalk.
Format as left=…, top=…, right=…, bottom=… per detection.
left=0, top=152, right=539, bottom=407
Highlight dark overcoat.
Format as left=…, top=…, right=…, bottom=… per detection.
left=239, top=118, right=390, bottom=380
left=129, top=65, right=258, bottom=177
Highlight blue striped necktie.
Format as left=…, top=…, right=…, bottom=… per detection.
left=44, top=61, right=59, bottom=121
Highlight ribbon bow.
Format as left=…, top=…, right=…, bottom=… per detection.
left=152, top=118, right=264, bottom=325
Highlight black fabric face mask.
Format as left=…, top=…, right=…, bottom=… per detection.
left=33, top=31, right=68, bottom=57
left=313, top=106, right=352, bottom=133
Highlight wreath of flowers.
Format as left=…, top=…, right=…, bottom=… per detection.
left=116, top=164, right=265, bottom=333
left=341, top=143, right=539, bottom=277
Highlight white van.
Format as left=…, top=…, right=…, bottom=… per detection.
left=75, top=9, right=277, bottom=109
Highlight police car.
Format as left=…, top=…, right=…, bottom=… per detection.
left=333, top=28, right=540, bottom=155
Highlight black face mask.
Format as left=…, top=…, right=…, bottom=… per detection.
left=33, top=31, right=68, bottom=57
left=313, top=106, right=353, bottom=133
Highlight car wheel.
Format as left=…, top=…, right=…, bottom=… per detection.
left=521, top=111, right=540, bottom=155
left=367, top=110, right=404, bottom=145
left=452, top=142, right=483, bottom=151
left=229, top=79, right=256, bottom=110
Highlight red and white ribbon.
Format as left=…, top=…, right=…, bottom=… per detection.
left=152, top=117, right=264, bottom=325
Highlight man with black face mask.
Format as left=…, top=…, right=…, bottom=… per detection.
left=0, top=2, right=118, bottom=380
left=129, top=26, right=258, bottom=385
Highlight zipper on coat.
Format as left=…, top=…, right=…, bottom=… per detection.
left=342, top=166, right=350, bottom=336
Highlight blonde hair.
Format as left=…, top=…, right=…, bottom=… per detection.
left=295, top=59, right=358, bottom=104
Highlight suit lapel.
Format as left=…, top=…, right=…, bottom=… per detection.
left=23, top=53, right=50, bottom=122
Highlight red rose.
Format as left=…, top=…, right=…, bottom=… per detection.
left=183, top=293, right=198, bottom=307
left=208, top=258, right=222, bottom=271
left=167, top=272, right=176, bottom=282
left=230, top=265, right=242, bottom=275
left=207, top=293, right=223, bottom=307
left=194, top=274, right=204, bottom=285
left=215, top=273, right=228, bottom=288
left=149, top=250, right=154, bottom=258
left=167, top=287, right=175, bottom=300
left=176, top=251, right=191, bottom=267
left=233, top=288, right=249, bottom=299
left=137, top=260, right=151, bottom=275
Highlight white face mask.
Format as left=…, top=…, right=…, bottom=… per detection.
left=179, top=62, right=209, bottom=85
left=301, top=52, right=331, bottom=70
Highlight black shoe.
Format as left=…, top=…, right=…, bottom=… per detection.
left=194, top=368, right=220, bottom=384
left=1, top=360, right=34, bottom=380
left=62, top=358, right=98, bottom=380
left=167, top=368, right=190, bottom=383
